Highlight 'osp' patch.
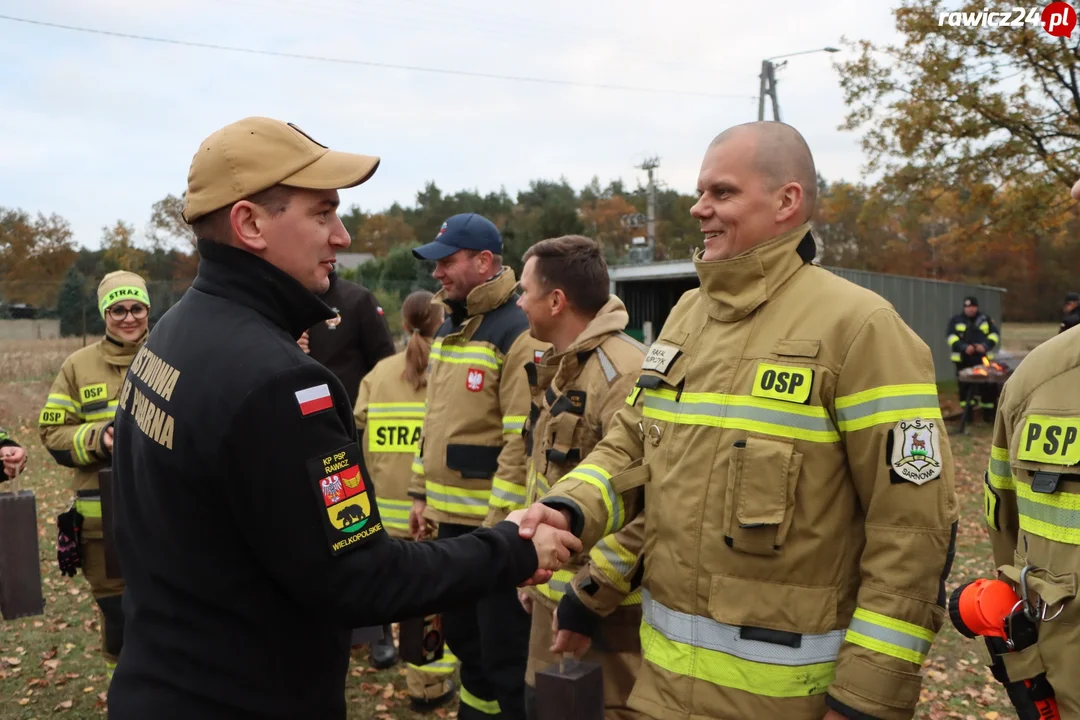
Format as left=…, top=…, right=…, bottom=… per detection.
left=751, top=363, right=813, bottom=404
left=889, top=419, right=943, bottom=485
left=307, top=443, right=383, bottom=555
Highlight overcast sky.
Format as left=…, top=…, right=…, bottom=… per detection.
left=0, top=0, right=903, bottom=250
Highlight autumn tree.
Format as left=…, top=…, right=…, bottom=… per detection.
left=0, top=207, right=77, bottom=307
left=351, top=213, right=417, bottom=255
left=148, top=192, right=196, bottom=251
left=101, top=220, right=145, bottom=273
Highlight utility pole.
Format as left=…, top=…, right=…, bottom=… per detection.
left=758, top=60, right=781, bottom=121
left=758, top=48, right=839, bottom=121
left=637, top=156, right=659, bottom=251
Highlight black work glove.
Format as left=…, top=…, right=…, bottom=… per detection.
left=56, top=507, right=84, bottom=577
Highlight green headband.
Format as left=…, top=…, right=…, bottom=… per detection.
left=100, top=286, right=151, bottom=317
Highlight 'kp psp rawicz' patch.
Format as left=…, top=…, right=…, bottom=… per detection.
left=307, top=443, right=383, bottom=555
left=890, top=419, right=942, bottom=485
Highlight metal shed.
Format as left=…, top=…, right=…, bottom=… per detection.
left=609, top=261, right=1006, bottom=382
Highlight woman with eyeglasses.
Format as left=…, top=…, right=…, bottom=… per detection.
left=38, top=270, right=151, bottom=682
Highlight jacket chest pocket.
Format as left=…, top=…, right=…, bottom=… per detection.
left=635, top=349, right=688, bottom=467
left=542, top=402, right=585, bottom=475
left=723, top=435, right=803, bottom=556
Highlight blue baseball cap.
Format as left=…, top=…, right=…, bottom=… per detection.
left=412, top=213, right=503, bottom=261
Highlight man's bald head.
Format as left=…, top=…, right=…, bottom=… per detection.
left=710, top=122, right=817, bottom=221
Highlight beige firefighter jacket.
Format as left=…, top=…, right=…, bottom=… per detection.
left=522, top=296, right=647, bottom=620
left=39, top=332, right=144, bottom=493
left=540, top=222, right=959, bottom=720
left=984, top=330, right=1080, bottom=714
left=354, top=350, right=426, bottom=539
left=408, top=268, right=548, bottom=528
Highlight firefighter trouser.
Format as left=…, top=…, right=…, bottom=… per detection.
left=75, top=496, right=124, bottom=678
left=407, top=644, right=459, bottom=702
left=438, top=523, right=530, bottom=720
left=956, top=368, right=998, bottom=422
left=524, top=600, right=645, bottom=720
left=1000, top=540, right=1080, bottom=718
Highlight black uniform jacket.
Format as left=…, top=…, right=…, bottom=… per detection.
left=108, top=239, right=537, bottom=720
left=307, top=272, right=395, bottom=403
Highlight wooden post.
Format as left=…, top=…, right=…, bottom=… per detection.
left=0, top=485, right=45, bottom=620
left=535, top=656, right=604, bottom=720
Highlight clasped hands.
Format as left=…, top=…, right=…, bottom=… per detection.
left=506, top=503, right=579, bottom=587
left=0, top=445, right=27, bottom=479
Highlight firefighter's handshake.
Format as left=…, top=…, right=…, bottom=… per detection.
left=519, top=121, right=960, bottom=720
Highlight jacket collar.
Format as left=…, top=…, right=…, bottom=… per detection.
left=693, top=221, right=816, bottom=322
left=536, top=295, right=630, bottom=392
left=436, top=267, right=518, bottom=325
left=192, top=238, right=336, bottom=338
left=99, top=329, right=145, bottom=368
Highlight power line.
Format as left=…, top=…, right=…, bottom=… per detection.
left=0, top=13, right=754, bottom=101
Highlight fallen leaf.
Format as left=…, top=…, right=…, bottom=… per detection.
left=54, top=700, right=73, bottom=711
left=83, top=686, right=95, bottom=693
left=3, top=657, right=23, bottom=666
left=984, top=713, right=999, bottom=720
left=17, top=698, right=29, bottom=706
left=43, top=659, right=61, bottom=671
left=375, top=704, right=388, bottom=711
left=382, top=683, right=394, bottom=699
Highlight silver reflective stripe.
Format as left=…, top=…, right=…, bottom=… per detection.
left=567, top=466, right=621, bottom=531
left=595, top=347, right=617, bottom=383
left=847, top=616, right=931, bottom=656
left=594, top=538, right=633, bottom=576
left=646, top=396, right=835, bottom=434
left=989, top=456, right=1012, bottom=482
left=835, top=393, right=939, bottom=425
left=369, top=405, right=424, bottom=415
left=426, top=488, right=488, bottom=507
left=543, top=576, right=572, bottom=597
left=491, top=485, right=526, bottom=506
left=642, top=590, right=845, bottom=666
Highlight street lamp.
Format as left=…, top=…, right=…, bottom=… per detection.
left=758, top=46, right=840, bottom=121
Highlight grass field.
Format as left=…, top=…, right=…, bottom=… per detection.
left=0, top=328, right=1060, bottom=719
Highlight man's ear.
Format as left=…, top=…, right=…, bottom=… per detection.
left=231, top=201, right=268, bottom=252
left=550, top=288, right=568, bottom=317
left=775, top=182, right=805, bottom=225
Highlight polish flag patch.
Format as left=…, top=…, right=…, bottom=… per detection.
left=295, top=384, right=333, bottom=416
left=534, top=350, right=545, bottom=363
left=466, top=368, right=485, bottom=392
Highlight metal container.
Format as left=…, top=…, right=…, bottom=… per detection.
left=535, top=656, right=604, bottom=720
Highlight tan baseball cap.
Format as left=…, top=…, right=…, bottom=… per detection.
left=182, top=117, right=380, bottom=223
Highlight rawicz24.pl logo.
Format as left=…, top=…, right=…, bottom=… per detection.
left=938, top=2, right=1077, bottom=35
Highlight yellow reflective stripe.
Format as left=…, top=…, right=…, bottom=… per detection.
left=408, top=645, right=458, bottom=674
left=535, top=569, right=575, bottom=602
left=640, top=622, right=835, bottom=698
left=368, top=402, right=426, bottom=419
left=845, top=608, right=934, bottom=665
left=987, top=445, right=1014, bottom=491
left=72, top=424, right=92, bottom=464
left=459, top=685, right=501, bottom=714
left=377, top=498, right=412, bottom=530
left=84, top=401, right=118, bottom=422
left=425, top=480, right=490, bottom=516
left=1015, top=481, right=1080, bottom=544
left=589, top=534, right=637, bottom=592
left=46, top=393, right=82, bottom=416
left=644, top=390, right=839, bottom=443
left=626, top=386, right=642, bottom=406
left=489, top=477, right=527, bottom=510
left=946, top=334, right=960, bottom=346
left=834, top=384, right=942, bottom=432
left=562, top=464, right=621, bottom=535
left=411, top=452, right=425, bottom=477
left=979, top=322, right=990, bottom=333
left=987, top=333, right=1000, bottom=344
left=502, top=415, right=526, bottom=434
left=75, top=497, right=102, bottom=518
left=430, top=340, right=501, bottom=371
left=622, top=590, right=643, bottom=606
left=955, top=323, right=968, bottom=331
left=950, top=353, right=962, bottom=362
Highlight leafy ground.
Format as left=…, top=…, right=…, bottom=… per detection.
left=0, top=324, right=1058, bottom=718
